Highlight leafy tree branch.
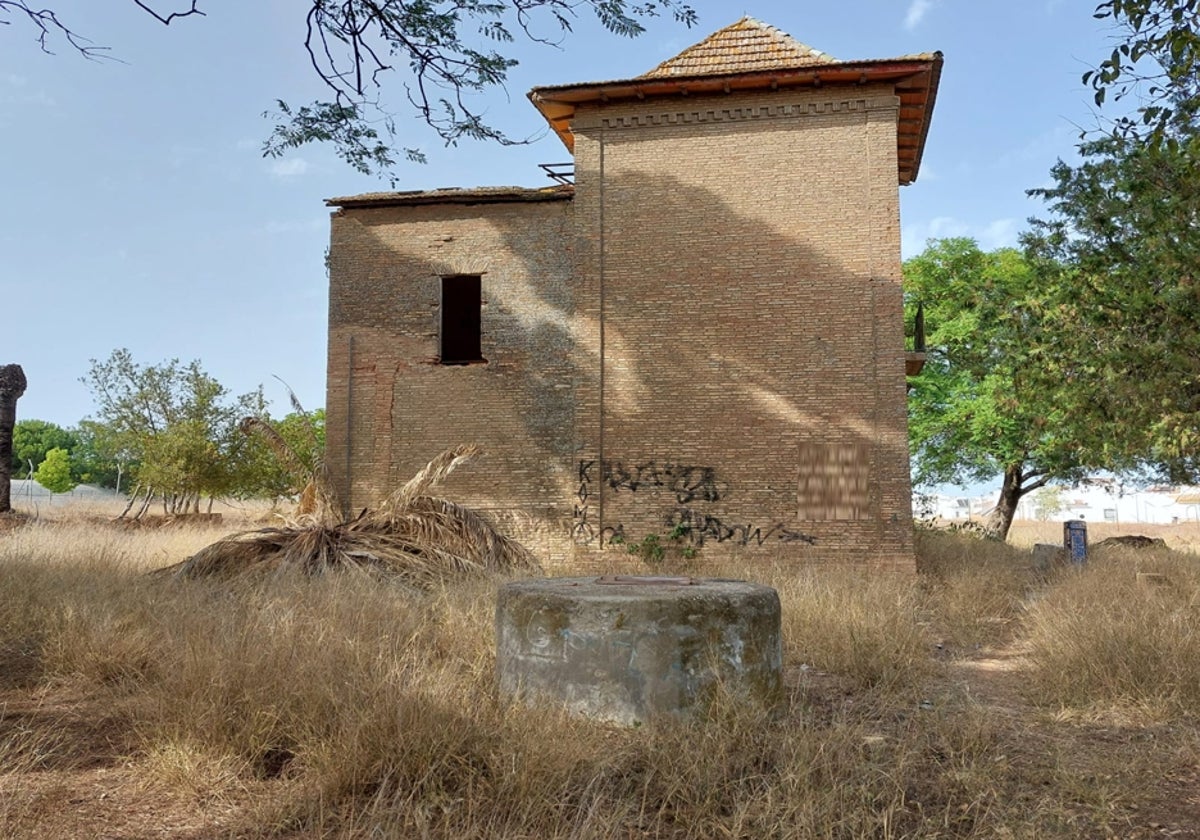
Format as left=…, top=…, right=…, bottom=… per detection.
left=1087, top=0, right=1200, bottom=147
left=2, top=1, right=696, bottom=183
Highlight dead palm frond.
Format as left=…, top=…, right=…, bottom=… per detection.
left=158, top=446, right=540, bottom=588
left=239, top=404, right=339, bottom=524
left=374, top=444, right=479, bottom=519
left=240, top=416, right=309, bottom=487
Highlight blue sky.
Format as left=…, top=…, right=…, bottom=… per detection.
left=1, top=1, right=1117, bottom=430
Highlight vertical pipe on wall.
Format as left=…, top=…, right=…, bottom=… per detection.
left=597, top=124, right=607, bottom=547
left=345, top=333, right=354, bottom=518
left=866, top=111, right=883, bottom=547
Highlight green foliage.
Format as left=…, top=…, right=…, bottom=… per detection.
left=627, top=533, right=665, bottom=564
left=70, top=419, right=137, bottom=490
left=260, top=1, right=698, bottom=183
left=1024, top=122, right=1200, bottom=481
left=264, top=101, right=418, bottom=180
left=238, top=408, right=327, bottom=500
left=906, top=240, right=1084, bottom=485
left=1032, top=486, right=1066, bottom=522
left=1086, top=0, right=1200, bottom=148
left=253, top=0, right=694, bottom=185
left=905, top=239, right=1092, bottom=538
left=33, top=447, right=75, bottom=493
left=10, top=419, right=76, bottom=479
left=4, top=2, right=697, bottom=183
left=81, top=349, right=267, bottom=509
left=625, top=523, right=697, bottom=564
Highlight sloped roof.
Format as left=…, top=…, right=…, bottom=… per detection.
left=327, top=184, right=573, bottom=209
left=528, top=18, right=942, bottom=185
left=641, top=17, right=835, bottom=78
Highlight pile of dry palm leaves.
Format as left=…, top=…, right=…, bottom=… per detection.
left=160, top=422, right=540, bottom=587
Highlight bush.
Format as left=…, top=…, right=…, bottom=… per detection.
left=33, top=447, right=76, bottom=494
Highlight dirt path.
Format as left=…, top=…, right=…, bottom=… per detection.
left=948, top=645, right=1200, bottom=839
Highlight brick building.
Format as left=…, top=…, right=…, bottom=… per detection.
left=325, top=18, right=942, bottom=570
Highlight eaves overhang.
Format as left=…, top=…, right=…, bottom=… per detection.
left=528, top=53, right=943, bottom=186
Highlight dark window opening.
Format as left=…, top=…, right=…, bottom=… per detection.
left=440, top=275, right=485, bottom=364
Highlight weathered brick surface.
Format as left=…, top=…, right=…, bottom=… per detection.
left=327, top=199, right=578, bottom=541
left=327, top=84, right=918, bottom=571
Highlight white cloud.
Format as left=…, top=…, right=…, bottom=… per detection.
left=1, top=73, right=55, bottom=106
left=914, top=163, right=940, bottom=182
left=269, top=157, right=310, bottom=178
left=904, top=0, right=937, bottom=30
left=903, top=215, right=969, bottom=254
left=979, top=218, right=1019, bottom=250
left=901, top=215, right=1020, bottom=258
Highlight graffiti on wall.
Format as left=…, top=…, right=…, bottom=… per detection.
left=600, top=460, right=725, bottom=503
left=572, top=458, right=816, bottom=548
left=663, top=507, right=817, bottom=547
left=572, top=459, right=597, bottom=544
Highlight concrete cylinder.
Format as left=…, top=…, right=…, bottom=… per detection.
left=496, top=575, right=782, bottom=725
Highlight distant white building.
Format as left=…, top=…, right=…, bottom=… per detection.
left=1017, top=480, right=1200, bottom=525
left=912, top=491, right=996, bottom=522
left=915, top=480, right=1200, bottom=525
left=6, top=480, right=115, bottom=504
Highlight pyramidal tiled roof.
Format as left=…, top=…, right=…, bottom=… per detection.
left=641, top=17, right=836, bottom=78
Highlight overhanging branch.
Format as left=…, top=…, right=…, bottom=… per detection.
left=130, top=1, right=205, bottom=26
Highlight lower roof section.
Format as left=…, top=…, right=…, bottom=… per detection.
left=326, top=184, right=574, bottom=210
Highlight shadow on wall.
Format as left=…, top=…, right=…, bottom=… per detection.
left=331, top=166, right=910, bottom=555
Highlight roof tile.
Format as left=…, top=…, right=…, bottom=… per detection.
left=641, top=16, right=836, bottom=78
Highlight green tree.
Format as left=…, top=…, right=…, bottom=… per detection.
left=1032, top=485, right=1066, bottom=522
left=905, top=239, right=1092, bottom=541
left=11, top=419, right=77, bottom=479
left=33, top=446, right=76, bottom=494
left=0, top=1, right=696, bottom=183
left=82, top=349, right=267, bottom=512
left=1024, top=125, right=1200, bottom=481
left=71, top=419, right=138, bottom=491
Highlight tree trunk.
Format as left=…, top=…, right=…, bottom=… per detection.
left=134, top=487, right=154, bottom=520
left=0, top=365, right=28, bottom=514
left=117, top=484, right=141, bottom=519
left=984, top=465, right=1026, bottom=541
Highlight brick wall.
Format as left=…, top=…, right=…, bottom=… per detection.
left=326, top=198, right=579, bottom=554
left=568, top=86, right=914, bottom=569
left=327, top=83, right=917, bottom=570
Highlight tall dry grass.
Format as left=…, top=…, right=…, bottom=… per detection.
left=1023, top=546, right=1200, bottom=717
left=0, top=519, right=1192, bottom=837
left=916, top=529, right=1036, bottom=654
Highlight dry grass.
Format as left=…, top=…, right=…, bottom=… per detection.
left=1008, top=518, right=1200, bottom=552
left=1023, top=546, right=1200, bottom=717
left=916, top=529, right=1036, bottom=654
left=2, top=516, right=1200, bottom=837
